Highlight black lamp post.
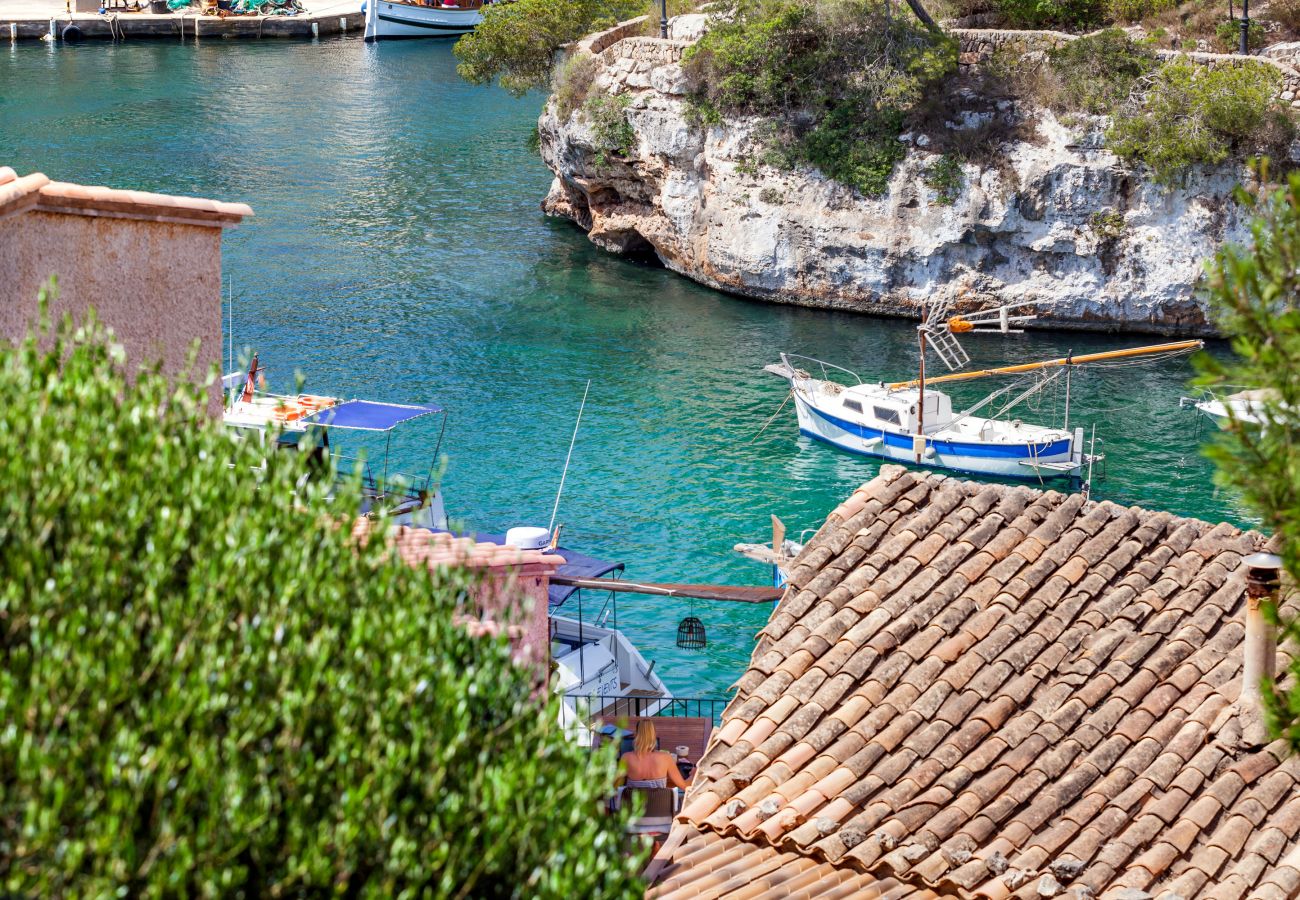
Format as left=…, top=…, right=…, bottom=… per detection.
left=1241, top=0, right=1251, bottom=54
left=660, top=0, right=668, bottom=38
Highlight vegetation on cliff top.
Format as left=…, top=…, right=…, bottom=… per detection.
left=0, top=284, right=645, bottom=897
left=683, top=0, right=956, bottom=196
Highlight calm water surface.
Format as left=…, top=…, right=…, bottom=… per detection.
left=0, top=38, right=1250, bottom=697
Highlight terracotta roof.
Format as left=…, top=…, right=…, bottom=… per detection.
left=0, top=165, right=251, bottom=226
left=653, top=465, right=1300, bottom=900
left=351, top=519, right=565, bottom=572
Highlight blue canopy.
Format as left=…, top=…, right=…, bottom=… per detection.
left=303, top=400, right=442, bottom=432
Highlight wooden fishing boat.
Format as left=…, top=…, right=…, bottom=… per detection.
left=767, top=302, right=1202, bottom=481
left=363, top=0, right=487, bottom=40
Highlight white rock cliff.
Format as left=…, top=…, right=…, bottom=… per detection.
left=538, top=17, right=1257, bottom=334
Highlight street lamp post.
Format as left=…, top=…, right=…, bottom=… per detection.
left=660, top=0, right=668, bottom=38
left=1241, top=0, right=1251, bottom=54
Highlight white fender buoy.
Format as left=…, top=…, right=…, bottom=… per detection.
left=339, top=16, right=347, bottom=30
left=48, top=17, right=56, bottom=39
left=311, top=21, right=319, bottom=36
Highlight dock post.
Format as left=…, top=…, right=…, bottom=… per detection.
left=9, top=23, right=16, bottom=42
left=48, top=18, right=56, bottom=40
left=312, top=21, right=319, bottom=36
left=340, top=16, right=347, bottom=31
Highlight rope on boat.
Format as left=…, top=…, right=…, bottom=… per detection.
left=750, top=389, right=793, bottom=443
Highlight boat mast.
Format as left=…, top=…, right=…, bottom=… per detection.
left=887, top=340, right=1202, bottom=389
left=916, top=306, right=926, bottom=463
left=1063, top=350, right=1072, bottom=430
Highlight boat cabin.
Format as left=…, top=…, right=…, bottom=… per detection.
left=839, top=384, right=953, bottom=434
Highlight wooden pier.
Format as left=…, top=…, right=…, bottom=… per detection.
left=2, top=1, right=363, bottom=40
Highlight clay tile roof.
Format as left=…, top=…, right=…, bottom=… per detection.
left=352, top=518, right=565, bottom=572
left=0, top=166, right=251, bottom=226
left=654, top=466, right=1297, bottom=899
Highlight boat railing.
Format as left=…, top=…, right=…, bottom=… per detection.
left=576, top=694, right=731, bottom=724
left=784, top=353, right=863, bottom=386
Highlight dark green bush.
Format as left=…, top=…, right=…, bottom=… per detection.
left=992, top=0, right=1106, bottom=30
left=1107, top=60, right=1292, bottom=184
left=0, top=285, right=644, bottom=897
left=924, top=154, right=965, bottom=204
left=554, top=52, right=601, bottom=118
left=583, top=91, right=636, bottom=165
left=1214, top=16, right=1266, bottom=51
left=683, top=0, right=955, bottom=196
left=1105, top=0, right=1175, bottom=23
left=1045, top=28, right=1159, bottom=115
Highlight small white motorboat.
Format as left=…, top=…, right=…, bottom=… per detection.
left=364, top=0, right=487, bottom=39
left=767, top=302, right=1201, bottom=482
left=1183, top=388, right=1273, bottom=428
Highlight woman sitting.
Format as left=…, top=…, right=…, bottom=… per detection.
left=617, top=720, right=688, bottom=791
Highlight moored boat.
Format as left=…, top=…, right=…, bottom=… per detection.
left=363, top=0, right=487, bottom=40
left=766, top=302, right=1202, bottom=482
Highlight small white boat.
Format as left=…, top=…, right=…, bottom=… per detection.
left=1183, top=389, right=1273, bottom=428
left=767, top=302, right=1201, bottom=482
left=222, top=358, right=448, bottom=529
left=364, top=0, right=486, bottom=39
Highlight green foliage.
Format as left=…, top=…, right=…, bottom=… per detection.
left=1045, top=28, right=1159, bottom=115
left=1089, top=208, right=1127, bottom=240
left=1214, top=16, right=1266, bottom=51
left=758, top=186, right=784, bottom=204
left=1107, top=61, right=1291, bottom=184
left=1105, top=0, right=1175, bottom=23
left=992, top=0, right=1105, bottom=30
left=682, top=0, right=955, bottom=196
left=924, top=154, right=964, bottom=205
left=454, top=0, right=641, bottom=95
left=554, top=52, right=601, bottom=118
left=1199, top=171, right=1300, bottom=749
left=0, top=282, right=645, bottom=897
left=1267, top=0, right=1300, bottom=34
left=582, top=91, right=636, bottom=165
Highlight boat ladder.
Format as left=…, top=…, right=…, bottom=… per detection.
left=923, top=322, right=971, bottom=371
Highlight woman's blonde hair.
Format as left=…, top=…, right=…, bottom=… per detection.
left=634, top=719, right=656, bottom=755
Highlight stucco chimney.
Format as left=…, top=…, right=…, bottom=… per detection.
left=1240, top=551, right=1283, bottom=746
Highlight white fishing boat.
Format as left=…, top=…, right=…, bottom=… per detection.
left=222, top=357, right=448, bottom=528
left=1182, top=388, right=1273, bottom=428
left=767, top=302, right=1202, bottom=481
left=363, top=0, right=486, bottom=40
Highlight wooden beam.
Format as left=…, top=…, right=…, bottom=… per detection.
left=550, top=575, right=782, bottom=603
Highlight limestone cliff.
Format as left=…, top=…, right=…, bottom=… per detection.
left=538, top=17, right=1264, bottom=334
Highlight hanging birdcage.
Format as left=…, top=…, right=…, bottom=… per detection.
left=676, top=615, right=706, bottom=650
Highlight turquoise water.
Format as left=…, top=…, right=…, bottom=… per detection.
left=0, top=38, right=1251, bottom=698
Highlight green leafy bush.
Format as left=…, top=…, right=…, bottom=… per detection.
left=1214, top=17, right=1266, bottom=51
left=683, top=0, right=955, bottom=196
left=1107, top=60, right=1292, bottom=184
left=583, top=91, right=636, bottom=165
left=1045, top=28, right=1159, bottom=115
left=0, top=285, right=645, bottom=897
left=1105, top=0, right=1175, bottom=23
left=924, top=154, right=965, bottom=204
left=454, top=0, right=642, bottom=95
left=992, top=0, right=1105, bottom=30
left=1089, top=208, right=1127, bottom=239
left=1266, top=0, right=1300, bottom=34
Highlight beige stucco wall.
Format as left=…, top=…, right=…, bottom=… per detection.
left=0, top=209, right=224, bottom=413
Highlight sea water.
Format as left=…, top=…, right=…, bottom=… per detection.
left=0, top=38, right=1249, bottom=697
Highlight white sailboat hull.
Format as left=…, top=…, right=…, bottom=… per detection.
left=364, top=0, right=484, bottom=39
left=782, top=372, right=1084, bottom=480
left=550, top=615, right=672, bottom=738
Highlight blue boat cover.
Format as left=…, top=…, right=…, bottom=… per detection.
left=303, top=399, right=442, bottom=432
left=435, top=529, right=624, bottom=611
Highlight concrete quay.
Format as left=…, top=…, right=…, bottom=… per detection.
left=2, top=0, right=363, bottom=40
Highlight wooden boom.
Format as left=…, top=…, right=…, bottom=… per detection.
left=887, top=340, right=1204, bottom=390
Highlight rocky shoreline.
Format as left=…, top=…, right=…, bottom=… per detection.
left=537, top=16, right=1281, bottom=335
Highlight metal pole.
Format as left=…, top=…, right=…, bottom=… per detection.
left=1241, top=0, right=1250, bottom=54
left=659, top=0, right=667, bottom=38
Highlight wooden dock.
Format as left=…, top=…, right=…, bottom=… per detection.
left=2, top=1, right=363, bottom=40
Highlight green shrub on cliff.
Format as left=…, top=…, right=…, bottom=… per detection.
left=1045, top=28, right=1159, bottom=115
left=583, top=91, right=637, bottom=164
left=683, top=0, right=955, bottom=196
left=454, top=0, right=642, bottom=94
left=994, top=0, right=1105, bottom=29
left=1107, top=60, right=1292, bottom=184
left=0, top=287, right=645, bottom=897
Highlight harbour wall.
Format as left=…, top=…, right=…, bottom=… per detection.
left=1, top=10, right=364, bottom=41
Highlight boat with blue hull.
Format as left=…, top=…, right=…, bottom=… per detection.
left=766, top=302, right=1202, bottom=482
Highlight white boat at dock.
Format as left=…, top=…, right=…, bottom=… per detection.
left=767, top=302, right=1202, bottom=481
left=363, top=0, right=486, bottom=39
left=1182, top=388, right=1273, bottom=428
